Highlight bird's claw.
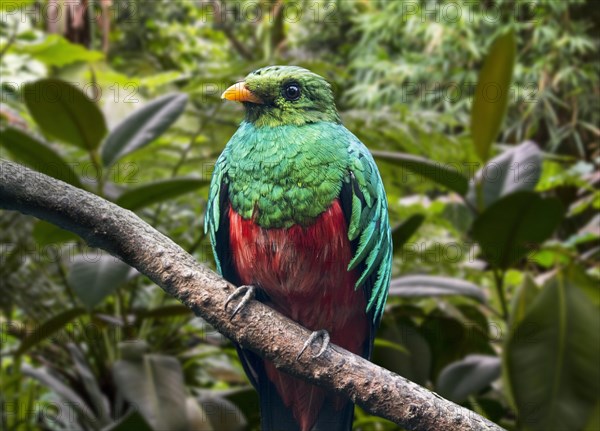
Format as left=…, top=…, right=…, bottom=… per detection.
left=296, top=329, right=330, bottom=360
left=225, top=285, right=256, bottom=320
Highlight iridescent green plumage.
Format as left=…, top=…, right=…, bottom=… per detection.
left=220, top=122, right=347, bottom=228
left=205, top=65, right=392, bottom=326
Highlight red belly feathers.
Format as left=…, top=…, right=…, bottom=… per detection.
left=228, top=199, right=368, bottom=431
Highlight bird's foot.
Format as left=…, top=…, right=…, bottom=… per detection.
left=296, top=329, right=330, bottom=360
left=224, top=285, right=256, bottom=320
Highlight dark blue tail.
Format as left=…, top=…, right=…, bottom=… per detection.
left=237, top=346, right=354, bottom=431
left=258, top=377, right=355, bottom=431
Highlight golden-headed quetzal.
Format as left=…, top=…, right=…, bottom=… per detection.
left=205, top=66, right=392, bottom=431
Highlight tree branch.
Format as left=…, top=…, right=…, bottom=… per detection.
left=0, top=159, right=505, bottom=431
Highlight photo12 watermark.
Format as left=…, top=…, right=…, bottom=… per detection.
left=1, top=1, right=139, bottom=24
left=1, top=81, right=141, bottom=105
left=399, top=1, right=542, bottom=24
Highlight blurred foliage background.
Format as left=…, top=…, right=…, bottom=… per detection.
left=0, top=1, right=598, bottom=430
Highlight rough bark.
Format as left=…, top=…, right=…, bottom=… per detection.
left=0, top=159, right=505, bottom=431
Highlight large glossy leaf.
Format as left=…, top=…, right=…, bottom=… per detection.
left=558, top=260, right=599, bottom=309
left=100, top=93, right=188, bottom=167
left=0, top=127, right=84, bottom=188
left=33, top=220, right=80, bottom=246
left=112, top=354, right=188, bottom=431
left=391, top=214, right=424, bottom=254
left=509, top=275, right=540, bottom=327
left=17, top=34, right=103, bottom=67
left=389, top=275, right=486, bottom=303
left=67, top=254, right=132, bottom=309
left=24, top=79, right=107, bottom=151
left=371, top=150, right=469, bottom=195
left=467, top=141, right=542, bottom=210
left=16, top=308, right=86, bottom=355
left=471, top=29, right=516, bottom=161
left=471, top=191, right=563, bottom=268
left=115, top=178, right=209, bottom=211
left=437, top=354, right=501, bottom=402
left=504, top=267, right=600, bottom=431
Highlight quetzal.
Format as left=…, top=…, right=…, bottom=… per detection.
left=205, top=66, right=392, bottom=431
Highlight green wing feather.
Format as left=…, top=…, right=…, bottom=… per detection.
left=204, top=148, right=229, bottom=275
left=345, top=137, right=392, bottom=328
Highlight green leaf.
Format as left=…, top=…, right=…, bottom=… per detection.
left=509, top=275, right=540, bottom=327
left=371, top=150, right=469, bottom=195
left=568, top=265, right=600, bottom=308
left=16, top=308, right=86, bottom=355
left=17, top=34, right=103, bottom=67
left=504, top=267, right=600, bottom=431
left=391, top=214, right=424, bottom=254
left=467, top=141, right=542, bottom=210
left=437, top=355, right=501, bottom=402
left=0, top=126, right=83, bottom=188
left=471, top=29, right=516, bottom=161
left=389, top=275, right=486, bottom=303
left=100, top=93, right=188, bottom=167
left=33, top=220, right=80, bottom=246
left=24, top=79, right=107, bottom=151
left=471, top=191, right=563, bottom=269
left=67, top=254, right=132, bottom=309
left=112, top=354, right=188, bottom=431
left=115, top=178, right=209, bottom=211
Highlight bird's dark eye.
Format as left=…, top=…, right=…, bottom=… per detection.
left=282, top=83, right=301, bottom=101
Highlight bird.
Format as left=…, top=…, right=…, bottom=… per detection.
left=205, top=66, right=392, bottom=431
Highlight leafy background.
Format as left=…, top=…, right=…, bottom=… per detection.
left=1, top=1, right=598, bottom=430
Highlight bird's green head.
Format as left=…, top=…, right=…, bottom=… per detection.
left=221, top=65, right=340, bottom=127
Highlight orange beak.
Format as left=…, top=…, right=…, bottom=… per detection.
left=221, top=82, right=263, bottom=104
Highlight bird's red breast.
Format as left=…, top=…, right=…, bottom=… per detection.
left=228, top=199, right=369, bottom=430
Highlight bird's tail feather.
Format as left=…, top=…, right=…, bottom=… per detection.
left=259, top=378, right=354, bottom=431
left=259, top=377, right=300, bottom=431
